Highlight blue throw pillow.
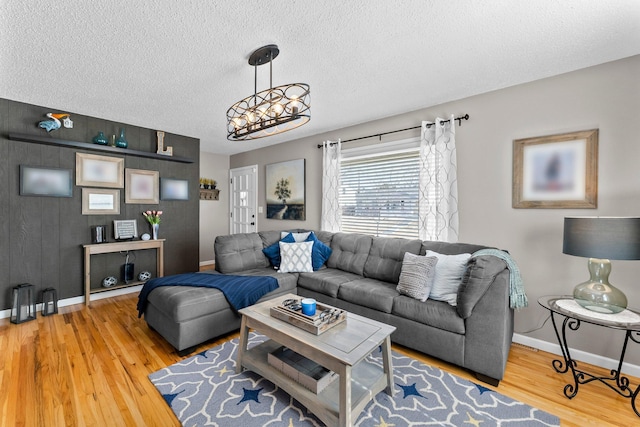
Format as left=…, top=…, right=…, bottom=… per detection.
left=262, top=233, right=296, bottom=267
left=306, top=232, right=333, bottom=271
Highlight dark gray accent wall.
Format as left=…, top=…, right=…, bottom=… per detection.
left=0, top=98, right=200, bottom=309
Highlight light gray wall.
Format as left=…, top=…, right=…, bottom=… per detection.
left=199, top=152, right=230, bottom=264
left=230, top=55, right=640, bottom=364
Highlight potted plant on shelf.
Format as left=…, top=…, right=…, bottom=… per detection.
left=142, top=210, right=162, bottom=240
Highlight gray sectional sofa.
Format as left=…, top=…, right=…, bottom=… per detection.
left=142, top=229, right=514, bottom=385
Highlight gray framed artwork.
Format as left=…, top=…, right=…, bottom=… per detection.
left=20, top=165, right=73, bottom=197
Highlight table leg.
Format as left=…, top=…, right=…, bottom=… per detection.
left=381, top=336, right=395, bottom=396
left=236, top=315, right=249, bottom=374
left=339, top=364, right=352, bottom=427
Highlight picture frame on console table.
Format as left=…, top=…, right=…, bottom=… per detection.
left=76, top=153, right=124, bottom=188
left=512, top=129, right=598, bottom=209
left=125, top=168, right=159, bottom=204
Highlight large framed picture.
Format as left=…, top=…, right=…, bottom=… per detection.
left=125, top=168, right=159, bottom=204
left=160, top=178, right=189, bottom=201
left=20, top=165, right=73, bottom=197
left=81, top=188, right=120, bottom=215
left=513, top=129, right=598, bottom=209
left=76, top=153, right=124, bottom=188
left=265, top=159, right=305, bottom=220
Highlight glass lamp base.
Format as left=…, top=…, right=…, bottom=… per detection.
left=573, top=258, right=627, bottom=314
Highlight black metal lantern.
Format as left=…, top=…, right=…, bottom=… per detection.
left=41, top=287, right=58, bottom=316
left=11, top=283, right=37, bottom=324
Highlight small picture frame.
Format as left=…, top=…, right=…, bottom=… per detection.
left=513, top=129, right=598, bottom=209
left=20, top=165, right=73, bottom=197
left=125, top=168, right=159, bottom=204
left=160, top=178, right=189, bottom=201
left=81, top=188, right=120, bottom=215
left=76, top=153, right=124, bottom=188
left=113, top=219, right=138, bottom=240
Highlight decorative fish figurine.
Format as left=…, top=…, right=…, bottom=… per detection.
left=38, top=113, right=69, bottom=132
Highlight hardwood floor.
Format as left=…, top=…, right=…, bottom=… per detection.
left=0, top=293, right=637, bottom=426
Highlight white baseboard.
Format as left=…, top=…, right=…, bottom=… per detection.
left=0, top=285, right=143, bottom=320
left=513, top=333, right=640, bottom=378
left=199, top=260, right=215, bottom=267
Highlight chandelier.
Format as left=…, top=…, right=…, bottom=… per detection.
left=227, top=45, right=310, bottom=141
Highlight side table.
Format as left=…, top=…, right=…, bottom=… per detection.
left=539, top=295, right=640, bottom=417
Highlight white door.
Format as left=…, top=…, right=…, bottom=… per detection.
left=229, top=165, right=258, bottom=234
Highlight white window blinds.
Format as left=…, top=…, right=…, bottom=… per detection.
left=339, top=150, right=419, bottom=239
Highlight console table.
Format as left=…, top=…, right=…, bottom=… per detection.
left=83, top=239, right=164, bottom=306
left=539, top=295, right=640, bottom=417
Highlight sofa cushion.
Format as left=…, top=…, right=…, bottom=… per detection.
left=146, top=269, right=297, bottom=322
left=396, top=253, right=438, bottom=302
left=338, top=278, right=399, bottom=313
left=306, top=232, right=333, bottom=270
left=326, top=233, right=373, bottom=276
left=279, top=241, right=314, bottom=273
left=392, top=295, right=465, bottom=334
left=426, top=250, right=471, bottom=306
left=262, top=233, right=296, bottom=267
left=457, top=255, right=507, bottom=319
left=364, top=237, right=422, bottom=283
left=215, top=233, right=268, bottom=274
left=297, top=268, right=362, bottom=298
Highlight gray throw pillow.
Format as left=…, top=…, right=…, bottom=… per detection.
left=426, top=250, right=471, bottom=306
left=396, top=253, right=438, bottom=302
left=278, top=241, right=314, bottom=273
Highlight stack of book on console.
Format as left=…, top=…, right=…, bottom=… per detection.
left=268, top=346, right=338, bottom=393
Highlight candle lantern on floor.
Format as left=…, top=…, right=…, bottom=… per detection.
left=41, top=287, right=58, bottom=316
left=11, top=283, right=37, bottom=324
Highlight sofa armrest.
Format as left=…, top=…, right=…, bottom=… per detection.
left=463, top=268, right=514, bottom=381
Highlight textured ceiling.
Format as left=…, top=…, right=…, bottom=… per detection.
left=2, top=1, right=639, bottom=155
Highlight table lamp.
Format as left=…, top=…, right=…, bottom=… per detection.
left=563, top=217, right=640, bottom=314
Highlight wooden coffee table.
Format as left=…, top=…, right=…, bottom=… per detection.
left=236, top=293, right=396, bottom=427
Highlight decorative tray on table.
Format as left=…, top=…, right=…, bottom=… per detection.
left=270, top=299, right=347, bottom=335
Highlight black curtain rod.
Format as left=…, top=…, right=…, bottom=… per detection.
left=317, top=114, right=469, bottom=148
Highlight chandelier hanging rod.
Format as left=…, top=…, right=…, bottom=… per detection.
left=317, top=114, right=469, bottom=148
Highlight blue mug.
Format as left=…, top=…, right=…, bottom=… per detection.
left=301, top=298, right=317, bottom=316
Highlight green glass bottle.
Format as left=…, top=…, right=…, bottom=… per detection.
left=115, top=128, right=128, bottom=148
left=92, top=131, right=108, bottom=145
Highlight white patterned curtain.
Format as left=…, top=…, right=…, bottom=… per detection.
left=321, top=139, right=342, bottom=232
left=418, top=114, right=459, bottom=242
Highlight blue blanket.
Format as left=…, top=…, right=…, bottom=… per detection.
left=137, top=272, right=279, bottom=317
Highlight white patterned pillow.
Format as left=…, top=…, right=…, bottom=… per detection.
left=396, top=253, right=438, bottom=302
left=278, top=241, right=314, bottom=273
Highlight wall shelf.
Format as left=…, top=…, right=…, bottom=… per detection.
left=200, top=188, right=219, bottom=200
left=9, top=133, right=194, bottom=163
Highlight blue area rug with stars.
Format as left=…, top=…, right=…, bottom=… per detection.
left=149, top=333, right=559, bottom=426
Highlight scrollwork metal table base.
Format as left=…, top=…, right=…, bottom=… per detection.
left=540, top=296, right=640, bottom=418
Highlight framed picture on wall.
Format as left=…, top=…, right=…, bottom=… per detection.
left=81, top=188, right=120, bottom=215
left=125, top=168, right=159, bottom=204
left=20, top=165, right=73, bottom=197
left=265, top=158, right=306, bottom=220
left=160, top=178, right=189, bottom=200
left=76, top=153, right=124, bottom=188
left=512, top=129, right=598, bottom=209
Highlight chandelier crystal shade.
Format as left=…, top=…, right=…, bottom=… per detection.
left=227, top=45, right=310, bottom=141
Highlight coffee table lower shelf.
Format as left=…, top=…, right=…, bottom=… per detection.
left=241, top=339, right=388, bottom=426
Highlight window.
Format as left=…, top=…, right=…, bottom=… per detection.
left=339, top=141, right=420, bottom=239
